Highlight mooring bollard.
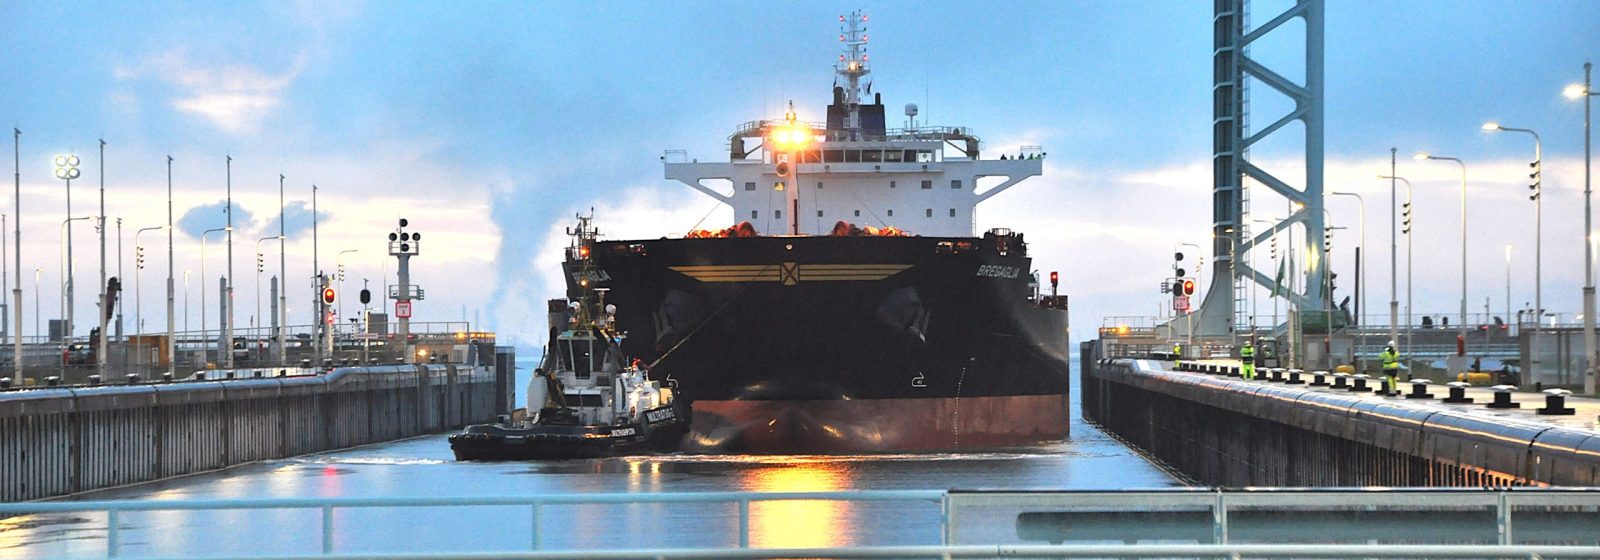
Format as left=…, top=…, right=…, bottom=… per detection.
left=1310, top=370, right=1328, bottom=386
left=1331, top=373, right=1350, bottom=389
left=1442, top=381, right=1474, bottom=403
left=1486, top=385, right=1521, bottom=409
left=162, top=372, right=174, bottom=383
left=254, top=370, right=264, bottom=378
left=1537, top=389, right=1576, bottom=415
left=1349, top=374, right=1371, bottom=392
left=195, top=372, right=207, bottom=381
left=1286, top=369, right=1305, bottom=385
left=87, top=374, right=102, bottom=386
left=1268, top=368, right=1285, bottom=382
left=125, top=374, right=140, bottom=385
left=1406, top=379, right=1434, bottom=399
left=46, top=376, right=60, bottom=386
left=0, top=377, right=10, bottom=389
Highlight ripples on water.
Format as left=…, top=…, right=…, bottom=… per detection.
left=2, top=379, right=1182, bottom=557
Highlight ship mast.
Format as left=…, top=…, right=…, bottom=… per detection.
left=836, top=11, right=870, bottom=141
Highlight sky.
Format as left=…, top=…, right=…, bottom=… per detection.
left=2, top=0, right=1599, bottom=350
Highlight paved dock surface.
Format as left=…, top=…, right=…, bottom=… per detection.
left=1180, top=359, right=1600, bottom=433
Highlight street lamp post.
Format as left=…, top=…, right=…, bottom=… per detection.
left=1330, top=191, right=1366, bottom=370
left=97, top=139, right=107, bottom=380
left=183, top=270, right=190, bottom=334
left=1483, top=122, right=1543, bottom=384
left=1381, top=175, right=1415, bottom=364
left=33, top=268, right=41, bottom=340
left=58, top=217, right=91, bottom=341
left=337, top=249, right=359, bottom=329
left=1505, top=245, right=1513, bottom=338
left=134, top=225, right=166, bottom=367
left=276, top=174, right=287, bottom=365
left=256, top=235, right=283, bottom=358
left=12, top=128, right=22, bottom=380
left=166, top=156, right=175, bottom=376
left=224, top=156, right=235, bottom=369
left=199, top=226, right=230, bottom=365
left=52, top=154, right=80, bottom=340
left=1566, top=63, right=1597, bottom=395
left=1416, top=153, right=1469, bottom=374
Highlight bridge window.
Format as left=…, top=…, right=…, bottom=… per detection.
left=744, top=181, right=755, bottom=191
left=864, top=150, right=882, bottom=163
left=884, top=150, right=903, bottom=163
left=951, top=180, right=962, bottom=189
left=921, top=180, right=932, bottom=189
left=845, top=150, right=861, bottom=163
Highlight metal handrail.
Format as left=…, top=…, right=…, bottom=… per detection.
left=8, top=488, right=1600, bottom=557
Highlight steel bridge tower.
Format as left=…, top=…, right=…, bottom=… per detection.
left=1175, top=0, right=1327, bottom=340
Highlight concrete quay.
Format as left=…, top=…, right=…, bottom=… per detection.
left=1082, top=343, right=1600, bottom=488
left=0, top=347, right=513, bottom=502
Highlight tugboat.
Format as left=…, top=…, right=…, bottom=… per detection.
left=450, top=236, right=689, bottom=461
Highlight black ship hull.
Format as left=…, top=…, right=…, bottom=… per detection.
left=568, top=232, right=1070, bottom=453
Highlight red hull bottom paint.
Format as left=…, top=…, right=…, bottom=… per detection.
left=685, top=394, right=1070, bottom=453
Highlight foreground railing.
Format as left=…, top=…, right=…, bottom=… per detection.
left=6, top=489, right=1600, bottom=558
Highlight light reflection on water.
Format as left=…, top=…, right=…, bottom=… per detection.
left=1, top=381, right=1184, bottom=557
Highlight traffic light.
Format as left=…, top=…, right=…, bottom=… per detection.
left=1172, top=251, right=1187, bottom=278
left=1324, top=226, right=1333, bottom=252
left=322, top=287, right=336, bottom=305
left=256, top=253, right=264, bottom=273
left=1270, top=234, right=1278, bottom=259
left=1049, top=271, right=1059, bottom=288
left=136, top=246, right=144, bottom=270
left=359, top=288, right=371, bottom=305
left=1181, top=279, right=1196, bottom=296
left=337, top=264, right=345, bottom=281
left=1529, top=159, right=1542, bottom=201
left=1402, top=201, right=1412, bottom=234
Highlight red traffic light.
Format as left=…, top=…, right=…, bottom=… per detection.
left=1049, top=271, right=1059, bottom=287
left=322, top=288, right=336, bottom=305
left=1181, top=279, right=1196, bottom=296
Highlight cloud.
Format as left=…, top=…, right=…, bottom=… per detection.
left=116, top=50, right=304, bottom=134
left=176, top=200, right=255, bottom=238
left=257, top=200, right=320, bottom=240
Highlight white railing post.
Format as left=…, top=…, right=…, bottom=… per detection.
left=1213, top=491, right=1228, bottom=544
left=738, top=498, right=750, bottom=548
left=321, top=505, right=334, bottom=554
left=1498, top=491, right=1512, bottom=546
left=530, top=502, right=541, bottom=550
left=106, top=508, right=120, bottom=558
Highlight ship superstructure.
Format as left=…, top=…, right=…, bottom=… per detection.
left=564, top=13, right=1070, bottom=453
left=665, top=11, right=1043, bottom=237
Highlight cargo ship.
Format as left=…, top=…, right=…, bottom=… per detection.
left=563, top=12, right=1069, bottom=453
